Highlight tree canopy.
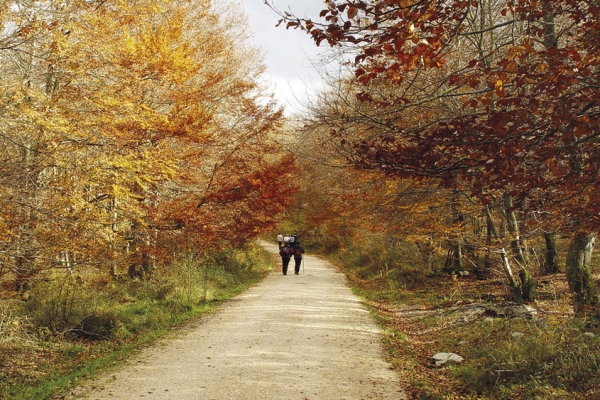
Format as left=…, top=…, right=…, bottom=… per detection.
left=275, top=0, right=600, bottom=309
left=280, top=0, right=600, bottom=231
left=0, top=0, right=294, bottom=287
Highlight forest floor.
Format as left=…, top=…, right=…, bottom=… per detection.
left=65, top=241, right=407, bottom=399
left=345, top=262, right=589, bottom=399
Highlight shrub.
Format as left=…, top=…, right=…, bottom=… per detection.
left=73, top=313, right=117, bottom=340
left=24, top=276, right=104, bottom=336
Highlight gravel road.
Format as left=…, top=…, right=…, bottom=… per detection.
left=69, top=241, right=406, bottom=399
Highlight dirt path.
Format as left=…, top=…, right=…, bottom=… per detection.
left=69, top=241, right=406, bottom=399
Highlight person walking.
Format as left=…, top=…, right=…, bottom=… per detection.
left=277, top=232, right=283, bottom=248
left=279, top=244, right=292, bottom=275
left=293, top=243, right=305, bottom=275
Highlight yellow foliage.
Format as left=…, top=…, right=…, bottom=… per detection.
left=0, top=0, right=286, bottom=281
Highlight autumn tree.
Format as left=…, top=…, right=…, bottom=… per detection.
left=276, top=0, right=600, bottom=309
left=0, top=0, right=293, bottom=292
left=292, top=83, right=478, bottom=279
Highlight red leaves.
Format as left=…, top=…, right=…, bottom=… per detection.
left=280, top=0, right=600, bottom=230
left=462, top=99, right=478, bottom=110
left=568, top=48, right=582, bottom=62
left=364, top=47, right=380, bottom=57
left=347, top=5, right=358, bottom=20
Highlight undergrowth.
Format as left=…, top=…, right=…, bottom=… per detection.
left=320, top=237, right=600, bottom=399
left=0, top=242, right=275, bottom=399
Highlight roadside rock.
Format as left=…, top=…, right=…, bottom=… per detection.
left=431, top=352, right=464, bottom=367
left=484, top=302, right=537, bottom=319
left=438, top=301, right=538, bottom=326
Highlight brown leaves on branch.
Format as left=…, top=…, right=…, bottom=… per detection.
left=282, top=0, right=600, bottom=232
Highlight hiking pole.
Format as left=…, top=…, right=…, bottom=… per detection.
left=302, top=257, right=304, bottom=275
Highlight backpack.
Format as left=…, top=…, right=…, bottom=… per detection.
left=280, top=247, right=292, bottom=257
left=294, top=247, right=303, bottom=257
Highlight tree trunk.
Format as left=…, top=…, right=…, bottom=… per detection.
left=565, top=232, right=598, bottom=313
left=455, top=240, right=463, bottom=271
left=499, top=247, right=522, bottom=303
left=519, top=267, right=534, bottom=302
left=502, top=196, right=527, bottom=265
left=502, top=196, right=534, bottom=301
left=543, top=231, right=559, bottom=274
left=482, top=211, right=493, bottom=277
left=541, top=0, right=557, bottom=48
left=485, top=206, right=522, bottom=301
left=416, top=240, right=436, bottom=272
left=444, top=241, right=463, bottom=273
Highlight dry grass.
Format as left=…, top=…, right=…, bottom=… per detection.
left=347, top=269, right=600, bottom=399
left=0, top=244, right=277, bottom=398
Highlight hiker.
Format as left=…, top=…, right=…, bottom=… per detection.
left=279, top=244, right=292, bottom=275
left=277, top=232, right=283, bottom=248
left=289, top=234, right=295, bottom=248
left=292, top=233, right=298, bottom=247
left=293, top=243, right=305, bottom=275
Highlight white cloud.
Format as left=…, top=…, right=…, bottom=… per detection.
left=240, top=0, right=331, bottom=115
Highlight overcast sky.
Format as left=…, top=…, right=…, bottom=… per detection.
left=239, top=0, right=331, bottom=115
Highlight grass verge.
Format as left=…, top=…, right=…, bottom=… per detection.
left=326, top=248, right=600, bottom=399
left=0, top=243, right=276, bottom=399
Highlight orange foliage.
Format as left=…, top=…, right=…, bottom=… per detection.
left=280, top=0, right=600, bottom=233
left=0, top=0, right=293, bottom=287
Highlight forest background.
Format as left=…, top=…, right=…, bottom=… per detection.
left=1, top=0, right=600, bottom=399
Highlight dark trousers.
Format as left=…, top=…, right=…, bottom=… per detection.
left=294, top=258, right=302, bottom=274
left=282, top=257, right=291, bottom=275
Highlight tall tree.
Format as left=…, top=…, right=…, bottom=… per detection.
left=0, top=0, right=292, bottom=289
left=276, top=0, right=600, bottom=309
